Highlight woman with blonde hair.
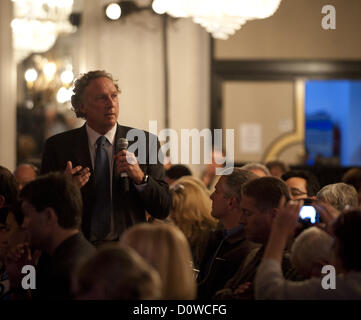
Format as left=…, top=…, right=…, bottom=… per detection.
left=121, top=223, right=196, bottom=300
left=169, top=176, right=218, bottom=269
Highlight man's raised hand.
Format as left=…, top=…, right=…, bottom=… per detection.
left=65, top=161, right=90, bottom=188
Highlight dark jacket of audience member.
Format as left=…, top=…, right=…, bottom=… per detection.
left=197, top=168, right=259, bottom=299
left=12, top=173, right=95, bottom=299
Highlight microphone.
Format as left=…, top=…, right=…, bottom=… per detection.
left=117, top=138, right=129, bottom=192
left=117, top=138, right=129, bottom=178
left=117, top=137, right=129, bottom=151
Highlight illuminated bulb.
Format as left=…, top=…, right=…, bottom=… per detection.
left=43, top=62, right=57, bottom=80
left=61, top=70, right=74, bottom=84
left=105, top=3, right=122, bottom=20
left=57, top=87, right=72, bottom=103
left=152, top=0, right=167, bottom=15
left=25, top=68, right=38, bottom=82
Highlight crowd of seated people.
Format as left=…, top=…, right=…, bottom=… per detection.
left=1, top=159, right=361, bottom=300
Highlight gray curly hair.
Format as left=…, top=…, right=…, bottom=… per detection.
left=316, top=182, right=358, bottom=211
left=71, top=70, right=121, bottom=118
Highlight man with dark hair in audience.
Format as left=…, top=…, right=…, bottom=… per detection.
left=282, top=170, right=320, bottom=200
left=5, top=172, right=95, bottom=299
left=214, top=176, right=300, bottom=300
left=165, top=164, right=192, bottom=186
left=197, top=168, right=259, bottom=299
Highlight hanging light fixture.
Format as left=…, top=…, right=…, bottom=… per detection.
left=151, top=0, right=282, bottom=39
left=11, top=0, right=76, bottom=63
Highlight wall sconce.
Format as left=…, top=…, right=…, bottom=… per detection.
left=24, top=55, right=74, bottom=107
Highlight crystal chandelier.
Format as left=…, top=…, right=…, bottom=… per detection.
left=11, top=0, right=76, bottom=63
left=152, top=0, right=282, bottom=39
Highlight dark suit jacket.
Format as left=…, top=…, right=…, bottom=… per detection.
left=41, top=123, right=171, bottom=239
left=197, top=228, right=259, bottom=300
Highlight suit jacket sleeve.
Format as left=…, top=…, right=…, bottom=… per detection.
left=41, top=136, right=65, bottom=174
left=135, top=135, right=171, bottom=220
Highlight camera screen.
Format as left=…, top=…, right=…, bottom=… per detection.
left=299, top=205, right=317, bottom=223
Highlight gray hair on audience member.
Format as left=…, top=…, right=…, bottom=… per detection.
left=241, top=163, right=270, bottom=177
left=291, top=227, right=333, bottom=278
left=222, top=168, right=258, bottom=203
left=316, top=182, right=359, bottom=211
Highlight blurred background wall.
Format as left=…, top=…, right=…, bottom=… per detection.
left=0, top=0, right=360, bottom=176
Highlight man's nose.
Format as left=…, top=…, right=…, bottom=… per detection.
left=104, top=95, right=116, bottom=107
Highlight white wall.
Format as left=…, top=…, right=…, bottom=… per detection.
left=215, top=0, right=361, bottom=60
left=75, top=1, right=210, bottom=176
left=0, top=0, right=16, bottom=171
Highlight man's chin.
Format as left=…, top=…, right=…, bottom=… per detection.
left=105, top=119, right=117, bottom=128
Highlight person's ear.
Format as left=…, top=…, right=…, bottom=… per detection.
left=78, top=100, right=86, bottom=114
left=227, top=196, right=238, bottom=210
left=0, top=195, right=5, bottom=208
left=269, top=207, right=278, bottom=219
left=43, top=207, right=58, bottom=226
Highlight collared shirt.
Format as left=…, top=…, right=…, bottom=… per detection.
left=225, top=224, right=244, bottom=239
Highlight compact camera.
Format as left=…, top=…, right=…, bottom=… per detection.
left=298, top=198, right=320, bottom=224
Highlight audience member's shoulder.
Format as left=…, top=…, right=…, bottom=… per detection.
left=59, top=232, right=95, bottom=259
left=72, top=232, right=95, bottom=254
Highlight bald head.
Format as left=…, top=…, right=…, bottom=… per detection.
left=14, top=164, right=37, bottom=191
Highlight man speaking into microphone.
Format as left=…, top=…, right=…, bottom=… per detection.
left=41, top=70, right=171, bottom=245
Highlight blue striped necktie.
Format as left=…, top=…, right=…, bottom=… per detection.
left=92, top=135, right=111, bottom=239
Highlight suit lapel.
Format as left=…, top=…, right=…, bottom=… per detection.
left=73, top=124, right=93, bottom=173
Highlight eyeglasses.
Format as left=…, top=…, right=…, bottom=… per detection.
left=290, top=188, right=307, bottom=197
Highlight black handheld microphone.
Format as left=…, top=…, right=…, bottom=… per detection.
left=117, top=138, right=129, bottom=192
